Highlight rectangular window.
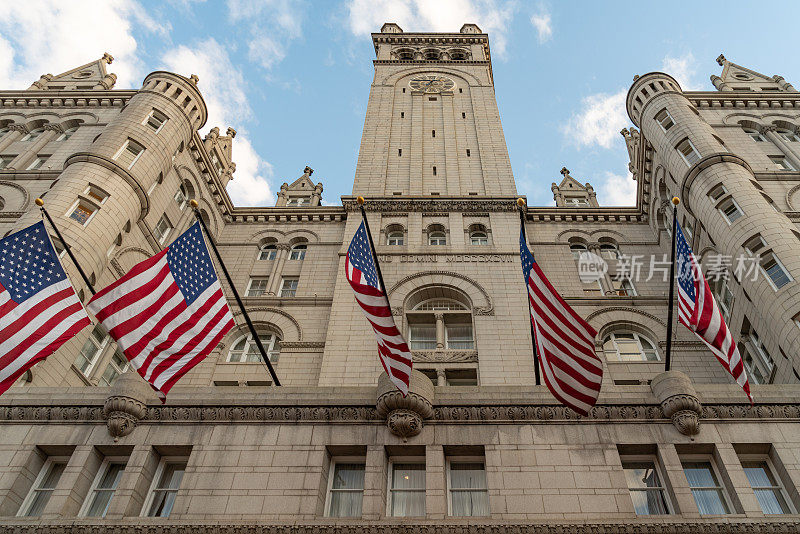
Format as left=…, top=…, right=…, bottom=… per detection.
left=462, top=112, right=466, bottom=118
left=173, top=186, right=187, bottom=210
left=761, top=252, right=791, bottom=289
left=143, top=458, right=187, bottom=517
left=389, top=462, right=425, bottom=517
left=0, top=155, right=14, bottom=169
left=153, top=215, right=172, bottom=245
left=98, top=350, right=130, bottom=387
left=85, top=185, right=109, bottom=204
left=246, top=277, right=269, bottom=297
left=432, top=166, right=437, bottom=176
left=68, top=201, right=96, bottom=225
left=431, top=130, right=435, bottom=138
left=676, top=138, right=700, bottom=166
left=18, top=458, right=68, bottom=517
left=445, top=323, right=474, bottom=349
left=769, top=155, right=796, bottom=171
left=26, top=155, right=48, bottom=170
left=143, top=109, right=168, bottom=133
left=409, top=324, right=436, bottom=350
left=113, top=139, right=144, bottom=170
left=445, top=369, right=478, bottom=386
left=280, top=277, right=298, bottom=297
left=741, top=459, right=794, bottom=514
left=612, top=278, right=637, bottom=297
left=709, top=276, right=734, bottom=322
left=398, top=148, right=402, bottom=156
left=681, top=460, right=731, bottom=515
left=326, top=461, right=365, bottom=517
left=466, top=149, right=471, bottom=157
left=718, top=198, right=743, bottom=224
left=81, top=459, right=126, bottom=517
left=654, top=108, right=675, bottom=131
left=447, top=460, right=488, bottom=516
left=74, top=325, right=108, bottom=377
left=400, top=112, right=404, bottom=118
left=708, top=184, right=728, bottom=204
left=621, top=459, right=671, bottom=515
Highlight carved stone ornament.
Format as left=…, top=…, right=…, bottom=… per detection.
left=376, top=370, right=434, bottom=441
left=102, top=371, right=153, bottom=440
left=650, top=370, right=702, bottom=436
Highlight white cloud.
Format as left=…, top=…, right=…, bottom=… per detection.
left=0, top=0, right=155, bottom=89
left=162, top=39, right=274, bottom=206
left=598, top=170, right=636, bottom=206
left=346, top=0, right=517, bottom=58
left=661, top=52, right=704, bottom=91
left=529, top=9, right=552, bottom=44
left=228, top=0, right=303, bottom=72
left=564, top=89, right=628, bottom=149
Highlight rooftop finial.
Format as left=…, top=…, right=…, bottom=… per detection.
left=716, top=54, right=726, bottom=66
left=103, top=52, right=114, bottom=64
left=189, top=74, right=199, bottom=85
left=560, top=167, right=570, bottom=177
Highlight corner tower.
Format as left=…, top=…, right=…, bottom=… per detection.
left=352, top=23, right=516, bottom=196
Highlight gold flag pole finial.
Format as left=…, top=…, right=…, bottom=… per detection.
left=672, top=197, right=680, bottom=205
left=516, top=197, right=525, bottom=208
left=357, top=196, right=365, bottom=206
left=35, top=198, right=44, bottom=207
left=189, top=199, right=199, bottom=209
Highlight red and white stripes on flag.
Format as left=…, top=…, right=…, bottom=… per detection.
left=675, top=220, right=752, bottom=402
left=345, top=221, right=412, bottom=395
left=520, top=227, right=602, bottom=416
left=87, top=223, right=234, bottom=400
left=0, top=222, right=91, bottom=395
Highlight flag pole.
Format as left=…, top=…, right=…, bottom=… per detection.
left=517, top=198, right=541, bottom=386
left=189, top=200, right=281, bottom=386
left=356, top=196, right=390, bottom=304
left=35, top=198, right=96, bottom=295
left=664, top=196, right=680, bottom=372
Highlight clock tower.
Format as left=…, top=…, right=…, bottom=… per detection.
left=352, top=23, right=517, bottom=196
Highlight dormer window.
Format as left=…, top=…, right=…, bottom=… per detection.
left=286, top=197, right=308, bottom=207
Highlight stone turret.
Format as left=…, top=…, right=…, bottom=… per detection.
left=12, top=70, right=207, bottom=296
left=628, top=71, right=800, bottom=376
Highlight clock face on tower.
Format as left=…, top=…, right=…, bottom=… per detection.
left=409, top=75, right=456, bottom=93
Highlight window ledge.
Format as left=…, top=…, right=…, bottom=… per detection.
left=412, top=350, right=477, bottom=363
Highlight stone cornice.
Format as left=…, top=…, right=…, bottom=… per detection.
left=343, top=197, right=520, bottom=213
left=0, top=90, right=134, bottom=108
left=1, top=402, right=798, bottom=424
left=5, top=521, right=799, bottom=533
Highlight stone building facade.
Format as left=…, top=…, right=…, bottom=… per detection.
left=0, top=24, right=799, bottom=533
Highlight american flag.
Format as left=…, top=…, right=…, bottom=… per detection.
left=0, top=221, right=91, bottom=395
left=675, top=221, right=752, bottom=402
left=520, top=227, right=603, bottom=416
left=87, top=222, right=234, bottom=399
left=345, top=221, right=412, bottom=395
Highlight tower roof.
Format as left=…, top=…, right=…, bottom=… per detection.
left=29, top=53, right=117, bottom=91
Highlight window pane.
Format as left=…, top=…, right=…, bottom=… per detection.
left=332, top=463, right=365, bottom=490
left=391, top=490, right=425, bottom=517
left=393, top=463, right=425, bottom=489
left=158, top=463, right=186, bottom=490
left=86, top=463, right=124, bottom=517
left=451, top=490, right=489, bottom=516
left=391, top=463, right=425, bottom=516
left=683, top=462, right=718, bottom=487
left=330, top=490, right=363, bottom=517
left=691, top=488, right=729, bottom=514
left=410, top=324, right=436, bottom=350
left=24, top=462, right=66, bottom=516
left=446, top=324, right=474, bottom=349
left=629, top=489, right=669, bottom=515
left=450, top=463, right=486, bottom=489
left=623, top=462, right=662, bottom=489
left=148, top=463, right=186, bottom=517
left=754, top=488, right=790, bottom=514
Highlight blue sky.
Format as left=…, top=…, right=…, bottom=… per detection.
left=1, top=1, right=797, bottom=207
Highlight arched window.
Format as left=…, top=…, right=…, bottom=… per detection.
left=448, top=49, right=468, bottom=60
left=776, top=128, right=800, bottom=143
left=57, top=126, right=79, bottom=141
left=569, top=243, right=588, bottom=259
left=396, top=48, right=415, bottom=60
left=428, top=225, right=447, bottom=246
left=227, top=332, right=281, bottom=363
left=423, top=49, right=441, bottom=60
left=470, top=226, right=488, bottom=245
left=743, top=128, right=765, bottom=143
left=406, top=289, right=473, bottom=351
left=259, top=243, right=277, bottom=260
left=602, top=331, right=659, bottom=362
left=21, top=127, right=46, bottom=141
left=289, top=243, right=307, bottom=260
left=599, top=243, right=619, bottom=259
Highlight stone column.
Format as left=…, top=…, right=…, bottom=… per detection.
left=436, top=368, right=446, bottom=386
left=7, top=125, right=60, bottom=170
left=425, top=445, right=446, bottom=519
left=267, top=244, right=290, bottom=295
left=41, top=445, right=101, bottom=519
left=311, top=183, right=323, bottom=206
left=104, top=444, right=158, bottom=519
left=435, top=312, right=445, bottom=349
left=761, top=125, right=800, bottom=171
left=0, top=124, right=26, bottom=153
left=362, top=445, right=387, bottom=520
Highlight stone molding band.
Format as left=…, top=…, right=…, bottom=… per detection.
left=1, top=521, right=798, bottom=533
left=1, top=403, right=798, bottom=424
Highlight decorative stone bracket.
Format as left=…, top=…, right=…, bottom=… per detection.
left=650, top=370, right=703, bottom=436
left=376, top=370, right=435, bottom=441
left=102, top=371, right=152, bottom=440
